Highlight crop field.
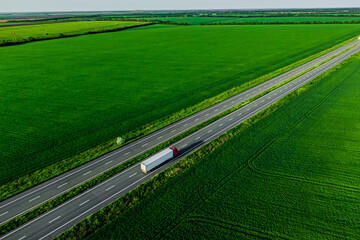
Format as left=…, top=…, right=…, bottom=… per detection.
left=86, top=53, right=360, bottom=239
left=0, top=22, right=28, bottom=25
left=0, top=21, right=145, bottom=44
left=121, top=16, right=360, bottom=25
left=1, top=24, right=360, bottom=184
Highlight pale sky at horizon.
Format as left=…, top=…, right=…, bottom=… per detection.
left=1, top=0, right=360, bottom=13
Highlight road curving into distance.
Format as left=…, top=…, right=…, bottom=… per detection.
left=1, top=39, right=360, bottom=240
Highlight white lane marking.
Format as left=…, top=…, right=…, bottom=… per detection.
left=219, top=124, right=223, bottom=127
left=184, top=124, right=188, bottom=126
left=231, top=101, right=235, bottom=103
left=0, top=139, right=208, bottom=239
left=238, top=113, right=241, bottom=116
left=215, top=109, right=218, bottom=112
left=182, top=144, right=188, bottom=148
left=268, top=96, right=272, bottom=99
left=195, top=118, right=199, bottom=121
left=171, top=129, right=176, bottom=133
left=205, top=114, right=209, bottom=116
left=224, top=105, right=227, bottom=108
left=229, top=118, right=233, bottom=121
left=208, top=130, right=212, bottom=133
left=0, top=211, right=8, bottom=217
left=79, top=200, right=89, bottom=207
left=48, top=216, right=61, bottom=224
left=57, top=183, right=68, bottom=189
left=129, top=173, right=137, bottom=178
left=124, top=152, right=130, bottom=156
left=195, top=136, right=200, bottom=140
left=106, top=185, right=115, bottom=191
left=157, top=136, right=163, bottom=139
left=29, top=196, right=40, bottom=202
left=261, top=100, right=264, bottom=103
left=0, top=136, right=160, bottom=225
left=142, top=143, right=148, bottom=147
left=246, top=94, right=249, bottom=96
left=83, top=171, right=92, bottom=176
left=37, top=167, right=170, bottom=240
left=18, top=236, right=26, bottom=240
left=105, top=160, right=113, bottom=165
left=204, top=77, right=314, bottom=142
left=254, top=104, right=258, bottom=107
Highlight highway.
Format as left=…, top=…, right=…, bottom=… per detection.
left=1, top=40, right=359, bottom=239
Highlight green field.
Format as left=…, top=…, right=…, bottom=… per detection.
left=86, top=52, right=360, bottom=239
left=0, top=21, right=145, bottom=44
left=0, top=22, right=28, bottom=25
left=120, top=16, right=360, bottom=25
left=1, top=24, right=360, bottom=184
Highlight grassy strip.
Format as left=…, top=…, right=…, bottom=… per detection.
left=0, top=22, right=154, bottom=47
left=0, top=42, right=355, bottom=237
left=54, top=50, right=360, bottom=240
left=0, top=36, right=356, bottom=203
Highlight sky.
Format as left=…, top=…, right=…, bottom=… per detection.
left=1, top=0, right=360, bottom=13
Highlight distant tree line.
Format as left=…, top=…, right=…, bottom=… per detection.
left=151, top=20, right=190, bottom=25
left=200, top=14, right=360, bottom=18
left=105, top=18, right=190, bottom=25
left=201, top=20, right=360, bottom=25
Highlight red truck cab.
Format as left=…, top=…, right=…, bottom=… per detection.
left=169, top=147, right=178, bottom=157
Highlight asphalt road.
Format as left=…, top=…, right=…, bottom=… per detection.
left=1, top=40, right=360, bottom=240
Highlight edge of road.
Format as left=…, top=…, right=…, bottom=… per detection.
left=1, top=35, right=358, bottom=204
left=54, top=48, right=360, bottom=240
left=0, top=38, right=358, bottom=237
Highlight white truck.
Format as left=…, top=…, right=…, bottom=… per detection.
left=141, top=147, right=179, bottom=173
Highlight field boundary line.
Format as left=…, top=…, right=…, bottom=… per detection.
left=0, top=22, right=154, bottom=47
left=247, top=64, right=360, bottom=192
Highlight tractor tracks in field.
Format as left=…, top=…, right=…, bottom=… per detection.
left=186, top=215, right=289, bottom=240
left=149, top=63, right=360, bottom=240
left=247, top=65, right=360, bottom=192
left=187, top=214, right=357, bottom=240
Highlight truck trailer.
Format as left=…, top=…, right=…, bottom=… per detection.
left=141, top=147, right=178, bottom=173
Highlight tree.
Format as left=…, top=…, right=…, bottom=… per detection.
left=116, top=137, right=125, bottom=146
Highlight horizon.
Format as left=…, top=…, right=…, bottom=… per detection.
left=2, top=6, right=360, bottom=14
left=2, top=0, right=360, bottom=13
